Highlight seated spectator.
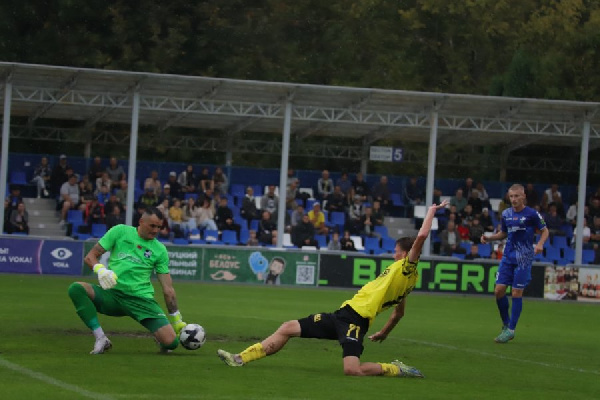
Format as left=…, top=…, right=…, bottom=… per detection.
left=178, top=164, right=197, bottom=194
left=588, top=196, right=600, bottom=223
left=524, top=183, right=540, bottom=209
left=317, top=170, right=334, bottom=200
left=166, top=172, right=183, bottom=200
left=440, top=221, right=465, bottom=256
left=59, top=174, right=84, bottom=226
left=544, top=203, right=565, bottom=236
left=241, top=186, right=259, bottom=224
left=308, top=202, right=328, bottom=235
left=193, top=197, right=216, bottom=231
left=246, top=230, right=259, bottom=246
left=168, top=198, right=188, bottom=238
left=105, top=205, right=125, bottom=230
left=212, top=167, right=229, bottom=196
left=95, top=172, right=112, bottom=195
left=541, top=183, right=562, bottom=212
left=566, top=202, right=580, bottom=226
left=465, top=244, right=481, bottom=260
left=497, top=192, right=511, bottom=215
left=158, top=184, right=173, bottom=206
left=144, top=170, right=162, bottom=196
left=469, top=217, right=485, bottom=244
left=115, top=180, right=128, bottom=209
left=8, top=202, right=29, bottom=234
left=215, top=197, right=240, bottom=235
left=138, top=187, right=159, bottom=208
left=286, top=169, right=299, bottom=188
left=197, top=167, right=213, bottom=193
left=327, top=231, right=342, bottom=251
left=346, top=194, right=364, bottom=234
left=496, top=242, right=504, bottom=259
left=261, top=185, right=279, bottom=221
left=450, top=189, right=468, bottom=213
left=31, top=156, right=51, bottom=198
left=199, top=188, right=216, bottom=210
left=79, top=175, right=95, bottom=205
left=351, top=172, right=370, bottom=202
left=476, top=182, right=491, bottom=210
left=87, top=156, right=104, bottom=184
left=460, top=204, right=475, bottom=226
left=157, top=216, right=170, bottom=240
left=371, top=176, right=391, bottom=213
left=336, top=172, right=352, bottom=198
left=479, top=207, right=494, bottom=232
left=106, top=157, right=126, bottom=189
left=290, top=205, right=305, bottom=229
left=84, top=196, right=105, bottom=227
left=50, top=154, right=71, bottom=197
left=467, top=189, right=483, bottom=216
left=588, top=217, right=600, bottom=248
left=457, top=221, right=471, bottom=243
left=325, top=186, right=346, bottom=214
left=132, top=203, right=146, bottom=228
left=96, top=185, right=111, bottom=206
left=404, top=176, right=424, bottom=206
left=572, top=218, right=592, bottom=249
left=371, top=200, right=385, bottom=227
left=292, top=214, right=318, bottom=248
left=360, top=206, right=381, bottom=239
left=157, top=198, right=170, bottom=217
left=340, top=230, right=357, bottom=251
left=183, top=197, right=199, bottom=231
left=258, top=211, right=277, bottom=245
left=103, top=193, right=120, bottom=215
left=6, top=186, right=24, bottom=214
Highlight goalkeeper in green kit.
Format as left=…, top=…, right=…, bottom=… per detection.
left=68, top=207, right=188, bottom=354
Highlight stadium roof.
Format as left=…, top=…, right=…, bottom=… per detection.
left=0, top=61, right=599, bottom=148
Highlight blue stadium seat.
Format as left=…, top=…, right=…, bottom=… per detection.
left=478, top=243, right=492, bottom=258
left=460, top=242, right=471, bottom=254
left=563, top=247, right=575, bottom=263
left=374, top=225, right=388, bottom=238
left=544, top=246, right=561, bottom=263
left=91, top=223, right=107, bottom=238
left=249, top=220, right=259, bottom=232
left=314, top=234, right=327, bottom=249
left=552, top=235, right=568, bottom=249
left=382, top=237, right=396, bottom=253
left=230, top=184, right=245, bottom=198
left=452, top=253, right=466, bottom=260
left=329, top=211, right=345, bottom=230
left=582, top=249, right=595, bottom=264
left=184, top=193, right=198, bottom=201
left=364, top=237, right=381, bottom=255
left=10, top=171, right=27, bottom=185
left=190, top=239, right=206, bottom=245
left=239, top=229, right=249, bottom=245
left=221, top=230, right=239, bottom=245
left=390, top=193, right=404, bottom=207
left=172, top=238, right=190, bottom=245
left=203, top=229, right=221, bottom=244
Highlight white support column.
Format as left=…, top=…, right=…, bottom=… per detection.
left=0, top=80, right=12, bottom=235
left=574, top=120, right=590, bottom=265
left=125, top=91, right=140, bottom=226
left=276, top=102, right=293, bottom=248
left=423, top=110, right=439, bottom=257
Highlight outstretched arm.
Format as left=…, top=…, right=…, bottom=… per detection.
left=369, top=300, right=406, bottom=342
left=408, top=200, right=449, bottom=263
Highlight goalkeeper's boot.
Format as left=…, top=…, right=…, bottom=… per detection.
left=90, top=336, right=112, bottom=355
left=391, top=360, right=425, bottom=378
left=217, top=349, right=244, bottom=367
left=494, top=328, right=515, bottom=343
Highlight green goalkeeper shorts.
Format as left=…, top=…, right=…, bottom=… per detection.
left=91, top=284, right=170, bottom=333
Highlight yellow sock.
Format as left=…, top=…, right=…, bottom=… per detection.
left=239, top=343, right=267, bottom=364
left=378, top=363, right=400, bottom=377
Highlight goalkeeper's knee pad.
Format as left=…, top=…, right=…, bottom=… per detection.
left=160, top=337, right=179, bottom=351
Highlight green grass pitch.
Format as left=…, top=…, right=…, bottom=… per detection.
left=0, top=274, right=598, bottom=400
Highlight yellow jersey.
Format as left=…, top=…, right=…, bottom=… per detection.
left=341, top=256, right=418, bottom=322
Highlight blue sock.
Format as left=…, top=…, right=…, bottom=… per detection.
left=508, top=297, right=523, bottom=330
left=496, top=295, right=510, bottom=326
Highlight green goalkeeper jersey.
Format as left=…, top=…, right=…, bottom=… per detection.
left=98, top=224, right=169, bottom=299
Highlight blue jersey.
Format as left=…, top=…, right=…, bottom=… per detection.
left=501, top=206, right=546, bottom=268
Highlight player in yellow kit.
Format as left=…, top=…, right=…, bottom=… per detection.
left=217, top=200, right=449, bottom=377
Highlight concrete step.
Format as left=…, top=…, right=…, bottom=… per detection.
left=29, top=228, right=68, bottom=237
left=24, top=197, right=57, bottom=209
left=31, top=217, right=63, bottom=226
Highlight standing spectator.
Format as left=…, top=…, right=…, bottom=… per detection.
left=325, top=186, right=346, bottom=214
left=106, top=157, right=126, bottom=189
left=105, top=205, right=125, bottom=230
left=292, top=214, right=318, bottom=248
left=440, top=221, right=464, bottom=256
left=241, top=186, right=259, bottom=225
left=336, top=172, right=352, bottom=198
left=212, top=167, right=229, bottom=196
left=327, top=231, right=342, bottom=251
left=308, top=202, right=328, bottom=235
left=404, top=177, right=424, bottom=206
left=371, top=176, right=391, bottom=213
left=317, top=170, right=334, bottom=201
left=87, top=156, right=104, bottom=185
left=351, top=172, right=370, bottom=202
left=50, top=154, right=71, bottom=197
left=178, top=164, right=197, bottom=194
left=96, top=185, right=111, bottom=206
left=524, top=183, right=540, bottom=209
left=31, top=156, right=51, bottom=198
left=260, top=185, right=279, bottom=221
left=258, top=211, right=277, bottom=245
left=197, top=167, right=213, bottom=194
left=166, top=172, right=183, bottom=200
left=450, top=189, right=468, bottom=213
left=215, top=197, right=240, bottom=236
left=144, top=171, right=162, bottom=196
left=196, top=197, right=218, bottom=231
left=59, top=174, right=83, bottom=226
left=8, top=202, right=29, bottom=234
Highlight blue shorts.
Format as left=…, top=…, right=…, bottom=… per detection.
left=496, top=260, right=531, bottom=289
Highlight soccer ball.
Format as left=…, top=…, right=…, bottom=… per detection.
left=179, top=323, right=206, bottom=350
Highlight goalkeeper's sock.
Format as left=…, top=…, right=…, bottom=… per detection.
left=496, top=295, right=510, bottom=326
left=239, top=343, right=267, bottom=364
left=160, top=337, right=180, bottom=351
left=508, top=297, right=523, bottom=331
left=92, top=326, right=105, bottom=340
left=68, top=283, right=101, bottom=331
left=378, top=363, right=400, bottom=377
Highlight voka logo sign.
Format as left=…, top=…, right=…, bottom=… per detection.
left=51, top=248, right=73, bottom=261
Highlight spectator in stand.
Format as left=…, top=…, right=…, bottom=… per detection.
left=465, top=244, right=481, bottom=260
left=96, top=185, right=111, bottom=206
left=215, top=197, right=241, bottom=236
left=440, top=221, right=465, bottom=256
left=404, top=177, right=424, bottom=206
left=544, top=203, right=565, bottom=236
left=433, top=188, right=442, bottom=205
left=169, top=198, right=191, bottom=238
left=360, top=206, right=381, bottom=239
left=286, top=169, right=299, bottom=188
left=457, top=220, right=471, bottom=243
left=467, top=189, right=483, bottom=216
left=460, top=204, right=475, bottom=226
left=103, top=193, right=120, bottom=215
left=572, top=218, right=592, bottom=249
left=115, top=180, right=128, bottom=210
left=258, top=211, right=277, bottom=246
left=480, top=207, right=495, bottom=232
left=240, top=186, right=259, bottom=225
left=31, top=156, right=51, bottom=198
left=199, top=188, right=216, bottom=210
left=469, top=218, right=485, bottom=244
left=196, top=197, right=218, bottom=231
left=340, top=230, right=356, bottom=251
left=84, top=196, right=105, bottom=228
left=565, top=201, right=581, bottom=227
left=588, top=196, right=600, bottom=223
left=290, top=205, right=304, bottom=229
left=59, top=174, right=84, bottom=226
left=461, top=177, right=475, bottom=198
left=8, top=202, right=29, bottom=234
left=497, top=192, right=511, bottom=215
left=95, top=172, right=112, bottom=195
left=524, top=183, right=540, bottom=209
left=476, top=182, right=491, bottom=210
left=351, top=172, right=370, bottom=203
left=590, top=217, right=600, bottom=248
left=197, top=167, right=213, bottom=194
left=325, top=185, right=346, bottom=214
left=450, top=189, right=468, bottom=213
left=132, top=203, right=146, bottom=228
left=347, top=194, right=364, bottom=234
left=157, top=215, right=171, bottom=241
left=181, top=197, right=199, bottom=233
left=79, top=175, right=95, bottom=206
left=261, top=185, right=279, bottom=221
left=50, top=154, right=71, bottom=197
left=445, top=205, right=462, bottom=226
left=371, top=200, right=385, bottom=227
left=286, top=180, right=299, bottom=211
left=371, top=176, right=391, bottom=214
left=327, top=231, right=342, bottom=251
left=166, top=172, right=183, bottom=200
left=246, top=230, right=259, bottom=246
left=105, top=205, right=125, bottom=230
left=144, top=170, right=162, bottom=196
left=157, top=198, right=170, bottom=218
left=178, top=164, right=197, bottom=195
left=87, top=156, right=105, bottom=186
left=212, top=167, right=229, bottom=196
left=138, top=187, right=159, bottom=208
left=292, top=214, right=319, bottom=248
left=308, top=202, right=328, bottom=235
left=336, top=172, right=352, bottom=199
left=317, top=170, right=334, bottom=201
left=541, top=184, right=562, bottom=213
left=106, top=157, right=126, bottom=189
left=158, top=184, right=173, bottom=206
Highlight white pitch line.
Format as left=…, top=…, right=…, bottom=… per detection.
left=0, top=356, right=115, bottom=400
left=397, top=338, right=600, bottom=376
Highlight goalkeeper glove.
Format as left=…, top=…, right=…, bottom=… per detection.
left=168, top=311, right=187, bottom=335
left=93, top=263, right=118, bottom=290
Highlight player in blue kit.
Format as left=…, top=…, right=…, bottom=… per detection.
left=481, top=184, right=548, bottom=343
